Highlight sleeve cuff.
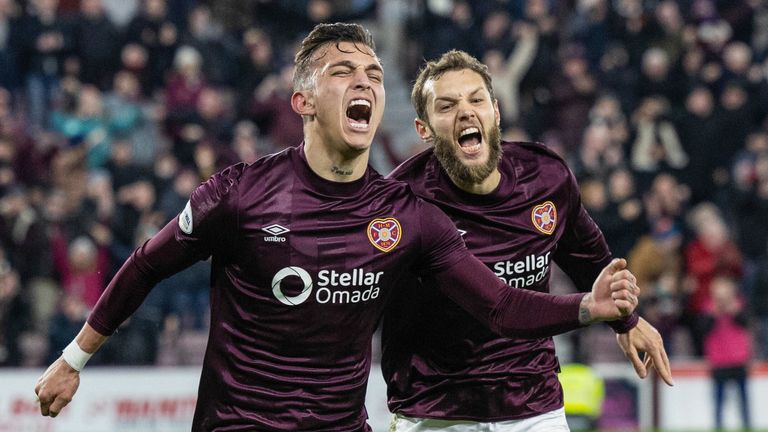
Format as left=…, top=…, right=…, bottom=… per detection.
left=606, top=312, right=639, bottom=333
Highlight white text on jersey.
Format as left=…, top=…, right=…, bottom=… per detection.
left=493, top=252, right=551, bottom=288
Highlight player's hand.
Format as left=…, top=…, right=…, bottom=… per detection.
left=617, top=317, right=674, bottom=386
left=35, top=357, right=80, bottom=417
left=581, top=258, right=639, bottom=324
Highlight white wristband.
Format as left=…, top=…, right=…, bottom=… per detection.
left=62, top=341, right=93, bottom=372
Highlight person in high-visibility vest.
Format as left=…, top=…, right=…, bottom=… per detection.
left=559, top=363, right=605, bottom=431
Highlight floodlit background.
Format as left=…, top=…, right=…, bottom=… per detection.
left=1, top=0, right=768, bottom=430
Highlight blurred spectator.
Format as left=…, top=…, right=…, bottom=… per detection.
left=684, top=202, right=743, bottom=356
left=721, top=41, right=758, bottom=85
left=248, top=63, right=303, bottom=151
left=414, top=0, right=481, bottom=64
left=0, top=183, right=56, bottom=334
left=515, top=0, right=559, bottom=139
left=0, top=0, right=21, bottom=91
left=191, top=87, right=235, bottom=148
left=192, top=139, right=235, bottom=181
left=675, top=86, right=722, bottom=203
left=716, top=81, right=758, bottom=186
left=605, top=168, right=646, bottom=257
left=180, top=4, right=239, bottom=86
left=103, top=70, right=163, bottom=167
left=587, top=94, right=630, bottom=159
left=110, top=177, right=161, bottom=261
left=0, top=89, right=48, bottom=185
left=72, top=0, right=120, bottom=90
left=119, top=43, right=154, bottom=98
left=729, top=131, right=768, bottom=299
left=629, top=96, right=687, bottom=185
left=236, top=27, right=275, bottom=117
left=637, top=47, right=682, bottom=105
left=124, top=0, right=179, bottom=94
left=703, top=276, right=752, bottom=431
left=101, top=0, right=139, bottom=28
left=18, top=0, right=73, bottom=130
left=151, top=150, right=180, bottom=195
left=596, top=43, right=638, bottom=114
left=565, top=0, right=611, bottom=68
left=51, top=234, right=109, bottom=309
left=231, top=119, right=260, bottom=164
left=0, top=183, right=52, bottom=283
left=157, top=165, right=195, bottom=220
left=483, top=21, right=538, bottom=127
left=0, top=250, right=27, bottom=365
left=580, top=175, right=610, bottom=227
left=549, top=44, right=598, bottom=152
left=574, top=122, right=623, bottom=178
left=164, top=45, right=208, bottom=164
left=647, top=0, right=686, bottom=67
left=164, top=44, right=205, bottom=112
left=50, top=84, right=112, bottom=169
left=46, top=292, right=87, bottom=364
left=478, top=8, right=513, bottom=55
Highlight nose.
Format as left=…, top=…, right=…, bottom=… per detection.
left=457, top=100, right=476, bottom=121
left=352, top=67, right=371, bottom=90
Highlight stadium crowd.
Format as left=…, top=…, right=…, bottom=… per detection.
left=0, top=0, right=767, bottom=369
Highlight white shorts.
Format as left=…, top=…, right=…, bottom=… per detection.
left=389, top=408, right=570, bottom=432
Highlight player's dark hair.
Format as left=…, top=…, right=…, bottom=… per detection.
left=293, top=23, right=377, bottom=91
left=411, top=50, right=495, bottom=123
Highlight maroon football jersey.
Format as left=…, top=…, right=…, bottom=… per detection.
left=88, top=143, right=592, bottom=431
left=382, top=141, right=614, bottom=421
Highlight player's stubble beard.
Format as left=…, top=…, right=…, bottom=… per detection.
left=432, top=123, right=502, bottom=186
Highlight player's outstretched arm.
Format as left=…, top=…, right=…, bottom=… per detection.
left=433, top=256, right=640, bottom=338
left=616, top=317, right=674, bottom=386
left=35, top=323, right=108, bottom=417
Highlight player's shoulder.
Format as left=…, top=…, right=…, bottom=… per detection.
left=387, top=147, right=436, bottom=182
left=504, top=140, right=572, bottom=176
left=197, top=148, right=293, bottom=199
left=504, top=140, right=566, bottom=163
left=368, top=170, right=422, bottom=203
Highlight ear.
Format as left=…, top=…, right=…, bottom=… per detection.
left=291, top=91, right=316, bottom=117
left=493, top=98, right=501, bottom=126
left=414, top=118, right=433, bottom=143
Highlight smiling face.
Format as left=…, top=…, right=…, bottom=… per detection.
left=294, top=41, right=385, bottom=156
left=418, top=69, right=502, bottom=189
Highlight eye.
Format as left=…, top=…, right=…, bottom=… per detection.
left=472, top=98, right=484, bottom=103
left=332, top=69, right=351, bottom=77
left=368, top=73, right=383, bottom=83
left=437, top=103, right=454, bottom=112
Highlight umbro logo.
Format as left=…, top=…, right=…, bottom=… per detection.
left=263, top=224, right=290, bottom=242
left=458, top=229, right=467, bottom=237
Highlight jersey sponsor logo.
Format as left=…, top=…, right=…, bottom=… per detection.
left=531, top=201, right=557, bottom=235
left=493, top=252, right=552, bottom=288
left=179, top=201, right=193, bottom=234
left=271, top=266, right=383, bottom=306
left=262, top=224, right=290, bottom=242
left=367, top=218, right=402, bottom=252
left=272, top=266, right=313, bottom=305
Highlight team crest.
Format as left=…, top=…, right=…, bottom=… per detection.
left=531, top=201, right=557, bottom=235
left=367, top=218, right=402, bottom=252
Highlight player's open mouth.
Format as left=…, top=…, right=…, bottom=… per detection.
left=346, top=99, right=371, bottom=131
left=457, top=127, right=482, bottom=154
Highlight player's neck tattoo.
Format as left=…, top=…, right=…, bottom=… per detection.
left=331, top=165, right=354, bottom=176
